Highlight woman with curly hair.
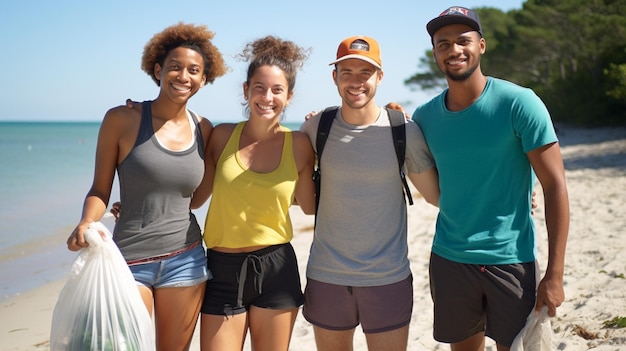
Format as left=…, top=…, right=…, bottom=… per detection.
left=66, top=22, right=227, bottom=350
left=190, top=36, right=316, bottom=351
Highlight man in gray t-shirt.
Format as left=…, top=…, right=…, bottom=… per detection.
left=299, top=35, right=440, bottom=351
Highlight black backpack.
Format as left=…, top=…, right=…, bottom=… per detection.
left=312, top=106, right=414, bottom=219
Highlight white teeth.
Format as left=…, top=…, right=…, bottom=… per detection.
left=258, top=104, right=274, bottom=110
left=172, top=84, right=191, bottom=92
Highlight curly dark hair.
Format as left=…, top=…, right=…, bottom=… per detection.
left=238, top=35, right=311, bottom=94
left=141, top=22, right=228, bottom=86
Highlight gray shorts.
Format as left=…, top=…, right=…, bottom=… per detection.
left=302, top=275, right=413, bottom=334
left=429, top=252, right=536, bottom=347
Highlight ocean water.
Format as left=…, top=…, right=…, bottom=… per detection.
left=0, top=122, right=102, bottom=300
left=0, top=120, right=302, bottom=301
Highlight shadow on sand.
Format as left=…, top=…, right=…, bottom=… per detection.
left=555, top=124, right=626, bottom=173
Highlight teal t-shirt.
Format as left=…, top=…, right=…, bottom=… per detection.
left=413, top=77, right=557, bottom=265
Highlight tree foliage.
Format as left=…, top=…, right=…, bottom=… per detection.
left=404, top=0, right=626, bottom=126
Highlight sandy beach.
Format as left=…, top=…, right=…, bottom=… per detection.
left=1, top=124, right=625, bottom=350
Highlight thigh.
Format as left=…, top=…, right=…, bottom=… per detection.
left=154, top=283, right=205, bottom=350
left=303, top=278, right=358, bottom=331
left=356, top=275, right=413, bottom=334
left=200, top=312, right=248, bottom=351
left=364, top=324, right=409, bottom=351
left=137, top=285, right=154, bottom=316
left=484, top=261, right=537, bottom=347
left=313, top=326, right=356, bottom=351
left=248, top=305, right=299, bottom=351
left=429, top=253, right=485, bottom=343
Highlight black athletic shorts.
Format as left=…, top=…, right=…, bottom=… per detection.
left=201, top=243, right=304, bottom=316
left=429, top=252, right=536, bottom=347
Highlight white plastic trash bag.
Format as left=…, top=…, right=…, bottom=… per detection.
left=510, top=305, right=552, bottom=351
left=50, top=222, right=155, bottom=351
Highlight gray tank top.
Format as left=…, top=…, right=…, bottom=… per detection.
left=113, top=101, right=204, bottom=261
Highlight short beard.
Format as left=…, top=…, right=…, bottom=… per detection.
left=439, top=55, right=481, bottom=82
left=445, top=61, right=479, bottom=82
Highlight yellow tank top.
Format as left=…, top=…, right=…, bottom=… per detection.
left=203, top=122, right=298, bottom=248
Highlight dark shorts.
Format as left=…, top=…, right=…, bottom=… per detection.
left=201, top=243, right=304, bottom=316
left=429, top=252, right=537, bottom=347
left=302, top=275, right=413, bottom=334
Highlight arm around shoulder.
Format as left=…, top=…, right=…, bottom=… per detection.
left=408, top=167, right=440, bottom=207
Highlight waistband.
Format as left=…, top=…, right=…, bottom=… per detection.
left=209, top=243, right=290, bottom=315
left=126, top=241, right=202, bottom=266
left=207, top=243, right=289, bottom=260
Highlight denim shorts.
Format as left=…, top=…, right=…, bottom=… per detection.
left=128, top=244, right=210, bottom=288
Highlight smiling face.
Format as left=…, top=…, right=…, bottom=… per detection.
left=432, top=24, right=485, bottom=82
left=154, top=46, right=207, bottom=103
left=333, top=58, right=382, bottom=110
left=243, top=65, right=293, bottom=121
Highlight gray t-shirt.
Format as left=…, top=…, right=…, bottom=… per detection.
left=300, top=107, right=434, bottom=286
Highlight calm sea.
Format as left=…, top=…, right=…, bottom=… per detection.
left=0, top=120, right=302, bottom=301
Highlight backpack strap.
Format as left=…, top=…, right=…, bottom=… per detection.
left=387, top=108, right=414, bottom=206
left=313, top=106, right=413, bottom=225
left=313, top=106, right=339, bottom=222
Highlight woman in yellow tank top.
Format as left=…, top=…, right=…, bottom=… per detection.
left=190, top=36, right=316, bottom=351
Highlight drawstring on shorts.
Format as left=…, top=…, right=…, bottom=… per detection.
left=233, top=254, right=264, bottom=311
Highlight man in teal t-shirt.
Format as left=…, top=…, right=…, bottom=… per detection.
left=413, top=6, right=570, bottom=350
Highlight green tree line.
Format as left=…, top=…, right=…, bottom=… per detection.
left=404, top=0, right=626, bottom=126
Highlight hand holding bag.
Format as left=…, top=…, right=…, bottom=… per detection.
left=50, top=222, right=155, bottom=351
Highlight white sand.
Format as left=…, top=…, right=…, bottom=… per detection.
left=1, top=125, right=625, bottom=350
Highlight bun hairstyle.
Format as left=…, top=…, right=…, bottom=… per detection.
left=141, top=22, right=228, bottom=86
left=239, top=36, right=311, bottom=93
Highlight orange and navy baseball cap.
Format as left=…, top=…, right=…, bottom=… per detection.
left=427, top=6, right=483, bottom=38
left=329, top=36, right=382, bottom=69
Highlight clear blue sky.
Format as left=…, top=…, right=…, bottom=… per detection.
left=1, top=0, right=524, bottom=124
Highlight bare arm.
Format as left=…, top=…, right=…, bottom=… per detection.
left=292, top=131, right=316, bottom=215
left=189, top=117, right=214, bottom=209
left=527, top=142, right=570, bottom=317
left=190, top=124, right=233, bottom=209
left=408, top=167, right=440, bottom=207
left=67, top=107, right=133, bottom=250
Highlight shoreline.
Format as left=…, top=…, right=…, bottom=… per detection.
left=0, top=217, right=117, bottom=302
left=1, top=124, right=625, bottom=350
